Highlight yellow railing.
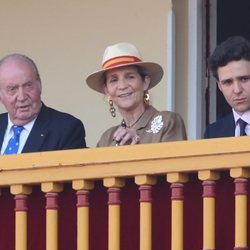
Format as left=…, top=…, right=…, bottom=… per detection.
left=0, top=136, right=249, bottom=250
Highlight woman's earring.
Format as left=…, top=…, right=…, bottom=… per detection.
left=108, top=96, right=116, bottom=117
left=144, top=91, right=150, bottom=105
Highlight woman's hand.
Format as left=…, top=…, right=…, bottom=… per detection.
left=113, top=126, right=140, bottom=146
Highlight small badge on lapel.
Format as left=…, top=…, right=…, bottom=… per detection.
left=146, top=115, right=163, bottom=134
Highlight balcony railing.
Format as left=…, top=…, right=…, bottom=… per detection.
left=0, top=136, right=249, bottom=250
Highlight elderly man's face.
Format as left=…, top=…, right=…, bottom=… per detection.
left=0, top=59, right=42, bottom=125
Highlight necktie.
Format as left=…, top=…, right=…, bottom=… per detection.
left=238, top=119, right=247, bottom=136
left=4, top=125, right=24, bottom=154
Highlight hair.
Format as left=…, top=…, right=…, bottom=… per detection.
left=103, top=64, right=148, bottom=84
left=135, top=65, right=147, bottom=80
left=0, top=53, right=41, bottom=82
left=208, top=36, right=250, bottom=80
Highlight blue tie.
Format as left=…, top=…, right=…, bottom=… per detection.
left=4, top=125, right=24, bottom=154
left=238, top=119, right=247, bottom=136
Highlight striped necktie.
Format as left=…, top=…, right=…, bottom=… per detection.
left=4, top=125, right=24, bottom=154
left=238, top=119, right=247, bottom=136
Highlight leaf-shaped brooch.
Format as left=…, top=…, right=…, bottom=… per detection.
left=146, top=115, right=163, bottom=134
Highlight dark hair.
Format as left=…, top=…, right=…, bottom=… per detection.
left=103, top=64, right=147, bottom=84
left=135, top=65, right=147, bottom=79
left=208, top=36, right=250, bottom=80
left=0, top=53, right=41, bottom=82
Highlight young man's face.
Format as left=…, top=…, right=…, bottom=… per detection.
left=217, top=59, right=250, bottom=115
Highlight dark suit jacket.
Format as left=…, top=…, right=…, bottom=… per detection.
left=204, top=112, right=235, bottom=138
left=0, top=103, right=86, bottom=153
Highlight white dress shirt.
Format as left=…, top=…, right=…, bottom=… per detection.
left=233, top=109, right=250, bottom=136
left=1, top=116, right=36, bottom=155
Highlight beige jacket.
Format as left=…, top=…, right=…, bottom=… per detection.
left=97, top=106, right=187, bottom=147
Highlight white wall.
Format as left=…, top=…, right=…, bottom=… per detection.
left=0, top=0, right=177, bottom=147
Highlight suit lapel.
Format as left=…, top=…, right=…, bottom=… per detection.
left=0, top=114, right=8, bottom=151
left=219, top=112, right=235, bottom=137
left=22, top=104, right=50, bottom=153
left=221, top=113, right=235, bottom=137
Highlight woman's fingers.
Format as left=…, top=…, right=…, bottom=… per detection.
left=113, top=127, right=139, bottom=146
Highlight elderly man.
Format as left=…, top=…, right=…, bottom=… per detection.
left=0, top=53, right=86, bottom=154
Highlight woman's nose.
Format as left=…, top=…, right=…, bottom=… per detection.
left=117, top=78, right=127, bottom=89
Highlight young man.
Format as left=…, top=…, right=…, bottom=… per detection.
left=204, top=36, right=250, bottom=138
left=0, top=54, right=87, bottom=153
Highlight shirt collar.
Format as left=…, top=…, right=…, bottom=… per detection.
left=7, top=115, right=37, bottom=134
left=233, top=109, right=250, bottom=124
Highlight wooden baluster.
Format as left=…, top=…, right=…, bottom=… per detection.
left=202, top=181, right=216, bottom=250
left=234, top=178, right=248, bottom=250
left=11, top=185, right=32, bottom=250
left=199, top=170, right=220, bottom=250
left=72, top=180, right=94, bottom=250
left=104, top=178, right=125, bottom=250
left=42, top=182, right=63, bottom=250
left=135, top=175, right=156, bottom=250
left=167, top=173, right=188, bottom=250
left=171, top=183, right=184, bottom=250
left=230, top=168, right=249, bottom=250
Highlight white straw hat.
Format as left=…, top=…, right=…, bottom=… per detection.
left=86, top=42, right=164, bottom=93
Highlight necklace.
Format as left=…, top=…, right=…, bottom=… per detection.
left=121, top=110, right=145, bottom=128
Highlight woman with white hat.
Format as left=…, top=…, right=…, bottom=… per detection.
left=86, top=42, right=187, bottom=146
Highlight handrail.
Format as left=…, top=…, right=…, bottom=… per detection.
left=0, top=136, right=249, bottom=186
left=0, top=136, right=249, bottom=250
left=0, top=137, right=250, bottom=186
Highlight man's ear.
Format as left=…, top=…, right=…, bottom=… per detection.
left=143, top=76, right=150, bottom=90
left=217, top=80, right=222, bottom=92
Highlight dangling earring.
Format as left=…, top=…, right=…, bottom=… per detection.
left=144, top=91, right=150, bottom=105
left=108, top=96, right=116, bottom=117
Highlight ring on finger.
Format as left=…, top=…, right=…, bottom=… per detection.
left=132, top=135, right=140, bottom=144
